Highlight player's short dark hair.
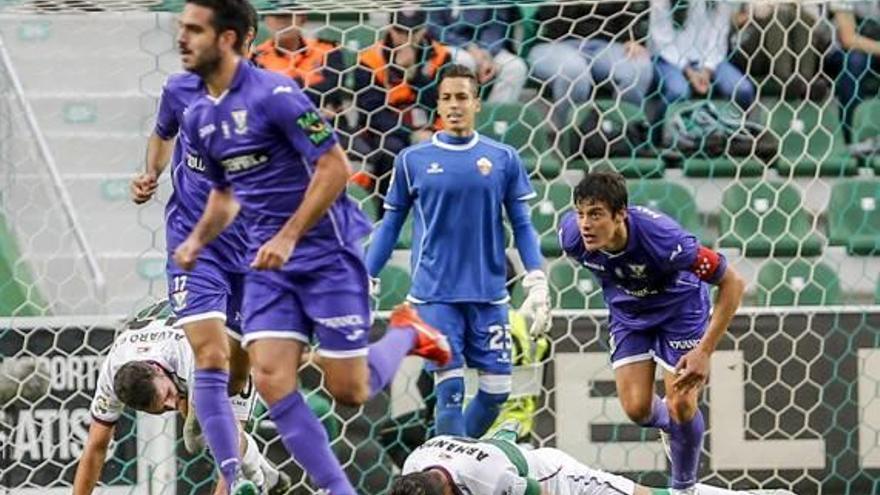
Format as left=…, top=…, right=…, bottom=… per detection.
left=389, top=471, right=445, bottom=495
left=438, top=64, right=479, bottom=96
left=244, top=1, right=258, bottom=41
left=573, top=171, right=628, bottom=215
left=185, top=0, right=253, bottom=52
left=114, top=361, right=159, bottom=411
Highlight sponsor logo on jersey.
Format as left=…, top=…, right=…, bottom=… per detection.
left=582, top=260, right=605, bottom=271
left=272, top=85, right=293, bottom=95
left=476, top=156, right=493, bottom=176
left=426, top=162, right=444, bottom=174
left=231, top=109, right=248, bottom=135
left=314, top=314, right=365, bottom=329
left=296, top=111, right=333, bottom=146
left=185, top=153, right=204, bottom=172
left=198, top=123, right=216, bottom=138
left=221, top=152, right=270, bottom=173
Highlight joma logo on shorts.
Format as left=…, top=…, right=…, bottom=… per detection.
left=315, top=315, right=364, bottom=328
left=668, top=338, right=701, bottom=350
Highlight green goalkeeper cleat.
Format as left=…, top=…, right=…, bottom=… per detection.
left=231, top=476, right=259, bottom=495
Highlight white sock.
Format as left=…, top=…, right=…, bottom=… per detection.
left=241, top=432, right=266, bottom=487
left=695, top=484, right=738, bottom=495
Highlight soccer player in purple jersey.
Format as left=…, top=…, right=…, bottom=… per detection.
left=170, top=1, right=451, bottom=494
left=129, top=5, right=268, bottom=494
left=558, top=172, right=746, bottom=495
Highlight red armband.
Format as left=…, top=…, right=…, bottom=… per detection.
left=691, top=246, right=722, bottom=282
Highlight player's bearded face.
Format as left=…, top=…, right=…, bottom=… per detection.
left=576, top=200, right=626, bottom=251
left=177, top=5, right=224, bottom=76
left=144, top=374, right=180, bottom=415
left=438, top=77, right=480, bottom=136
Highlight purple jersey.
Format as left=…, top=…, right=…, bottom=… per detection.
left=154, top=72, right=248, bottom=272
left=558, top=206, right=727, bottom=330
left=182, top=62, right=370, bottom=269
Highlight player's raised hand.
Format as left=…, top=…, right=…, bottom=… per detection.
left=173, top=238, right=202, bottom=271
left=520, top=270, right=552, bottom=336
left=251, top=234, right=296, bottom=270
left=673, top=347, right=711, bottom=393
left=130, top=172, right=158, bottom=204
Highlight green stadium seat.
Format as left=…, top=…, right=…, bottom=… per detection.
left=530, top=181, right=572, bottom=256
left=377, top=265, right=410, bottom=310
left=548, top=259, right=606, bottom=309
left=718, top=180, right=823, bottom=257
left=756, top=258, right=841, bottom=306
left=827, top=179, right=880, bottom=255
left=853, top=99, right=880, bottom=173
left=565, top=100, right=663, bottom=178
left=767, top=99, right=857, bottom=177
left=477, top=102, right=561, bottom=179
left=627, top=180, right=711, bottom=245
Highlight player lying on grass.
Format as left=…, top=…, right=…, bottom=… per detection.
left=391, top=422, right=796, bottom=495
left=72, top=301, right=290, bottom=495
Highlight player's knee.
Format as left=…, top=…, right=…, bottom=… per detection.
left=620, top=396, right=654, bottom=425
left=250, top=362, right=298, bottom=404
left=665, top=393, right=698, bottom=422
left=325, top=377, right=369, bottom=407
left=193, top=345, right=230, bottom=370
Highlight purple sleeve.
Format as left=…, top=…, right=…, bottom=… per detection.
left=263, top=85, right=338, bottom=164
left=154, top=84, right=179, bottom=140
left=558, top=211, right=584, bottom=259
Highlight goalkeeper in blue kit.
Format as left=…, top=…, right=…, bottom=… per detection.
left=366, top=64, right=551, bottom=437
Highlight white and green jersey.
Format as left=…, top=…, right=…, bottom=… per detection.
left=90, top=317, right=193, bottom=424
left=402, top=435, right=542, bottom=495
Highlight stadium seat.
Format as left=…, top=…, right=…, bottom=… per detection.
left=827, top=179, right=880, bottom=255
left=853, top=99, right=880, bottom=173
left=0, top=213, right=44, bottom=316
left=718, top=180, right=823, bottom=257
left=767, top=99, right=857, bottom=177
left=477, top=102, right=562, bottom=179
left=530, top=181, right=573, bottom=256
left=377, top=265, right=410, bottom=310
left=627, top=180, right=712, bottom=245
left=756, top=258, right=841, bottom=306
left=565, top=100, right=664, bottom=178
left=548, top=259, right=606, bottom=309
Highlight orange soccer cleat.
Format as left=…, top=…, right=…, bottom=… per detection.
left=389, top=303, right=452, bottom=367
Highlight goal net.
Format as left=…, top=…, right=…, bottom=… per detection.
left=1, top=1, right=879, bottom=494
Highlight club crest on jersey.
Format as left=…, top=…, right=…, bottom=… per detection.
left=476, top=157, right=493, bottom=176
left=628, top=264, right=647, bottom=278
left=427, top=162, right=444, bottom=174
left=231, top=110, right=248, bottom=135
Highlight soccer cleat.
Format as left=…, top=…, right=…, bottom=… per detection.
left=267, top=470, right=292, bottom=495
left=231, top=476, right=260, bottom=495
left=389, top=303, right=452, bottom=366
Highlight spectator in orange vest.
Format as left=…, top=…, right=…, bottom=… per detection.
left=251, top=13, right=346, bottom=116
left=352, top=9, right=452, bottom=214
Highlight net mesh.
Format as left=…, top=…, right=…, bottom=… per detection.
left=1, top=1, right=879, bottom=494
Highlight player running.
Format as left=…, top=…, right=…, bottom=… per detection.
left=172, top=1, right=451, bottom=493
left=365, top=64, right=550, bottom=437
left=558, top=172, right=746, bottom=494
left=72, top=301, right=290, bottom=495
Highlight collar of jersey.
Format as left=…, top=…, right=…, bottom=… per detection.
left=599, top=213, right=636, bottom=258
left=203, top=58, right=249, bottom=105
left=432, top=131, right=480, bottom=151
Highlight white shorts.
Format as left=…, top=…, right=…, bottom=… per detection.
left=525, top=448, right=636, bottom=495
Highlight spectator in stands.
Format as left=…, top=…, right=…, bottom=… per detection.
left=826, top=2, right=880, bottom=143
left=251, top=13, right=346, bottom=116
left=649, top=0, right=756, bottom=113
left=427, top=6, right=527, bottom=103
left=353, top=9, right=451, bottom=212
left=528, top=2, right=653, bottom=129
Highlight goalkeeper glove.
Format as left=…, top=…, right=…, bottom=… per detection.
left=519, top=270, right=551, bottom=336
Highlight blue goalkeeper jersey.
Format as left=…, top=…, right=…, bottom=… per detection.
left=384, top=132, right=535, bottom=303
left=154, top=72, right=248, bottom=273
left=182, top=61, right=371, bottom=270
left=558, top=207, right=727, bottom=330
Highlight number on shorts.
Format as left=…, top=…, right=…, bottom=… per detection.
left=488, top=324, right=512, bottom=351
left=173, top=275, right=188, bottom=292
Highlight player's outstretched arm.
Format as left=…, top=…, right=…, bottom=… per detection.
left=174, top=187, right=240, bottom=270
left=72, top=420, right=115, bottom=495
left=674, top=263, right=746, bottom=393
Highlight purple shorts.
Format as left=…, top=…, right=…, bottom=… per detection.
left=608, top=309, right=709, bottom=373
left=167, top=255, right=244, bottom=336
left=241, top=248, right=371, bottom=357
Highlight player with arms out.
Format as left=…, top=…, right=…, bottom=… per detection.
left=128, top=4, right=260, bottom=494
left=558, top=172, right=747, bottom=494
left=365, top=64, right=550, bottom=437
left=72, top=301, right=289, bottom=495
left=171, top=1, right=451, bottom=493
left=391, top=424, right=794, bottom=495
